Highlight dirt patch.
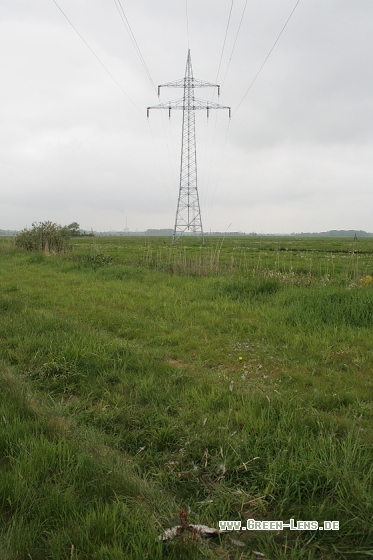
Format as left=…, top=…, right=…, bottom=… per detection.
left=168, top=359, right=188, bottom=369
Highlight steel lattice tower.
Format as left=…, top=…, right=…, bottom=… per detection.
left=147, top=50, right=230, bottom=243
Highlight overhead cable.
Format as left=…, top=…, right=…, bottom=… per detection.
left=215, top=0, right=235, bottom=84
left=204, top=0, right=234, bottom=204
left=113, top=0, right=177, bottom=192
left=113, top=0, right=157, bottom=94
left=51, top=0, right=144, bottom=116
left=221, top=0, right=248, bottom=87
left=234, top=0, right=302, bottom=114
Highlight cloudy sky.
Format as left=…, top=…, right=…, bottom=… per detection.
left=1, top=0, right=373, bottom=233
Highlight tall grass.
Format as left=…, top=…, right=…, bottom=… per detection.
left=0, top=236, right=372, bottom=558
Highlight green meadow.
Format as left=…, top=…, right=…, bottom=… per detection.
left=0, top=235, right=372, bottom=559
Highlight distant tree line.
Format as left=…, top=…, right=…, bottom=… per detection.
left=290, top=230, right=373, bottom=237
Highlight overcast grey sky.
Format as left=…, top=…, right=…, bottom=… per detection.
left=1, top=0, right=373, bottom=233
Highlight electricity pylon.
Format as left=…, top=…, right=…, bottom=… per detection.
left=147, top=50, right=231, bottom=243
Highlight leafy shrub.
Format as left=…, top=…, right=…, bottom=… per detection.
left=15, top=221, right=71, bottom=253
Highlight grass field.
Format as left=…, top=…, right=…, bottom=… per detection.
left=0, top=235, right=372, bottom=559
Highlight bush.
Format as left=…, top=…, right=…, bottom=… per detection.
left=15, top=221, right=71, bottom=254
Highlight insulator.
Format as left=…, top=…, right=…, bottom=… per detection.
left=147, top=108, right=149, bottom=119
left=169, top=108, right=171, bottom=119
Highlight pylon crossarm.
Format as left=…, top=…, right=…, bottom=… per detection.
left=147, top=98, right=185, bottom=111
left=147, top=98, right=231, bottom=113
left=158, top=78, right=220, bottom=91
left=193, top=98, right=230, bottom=110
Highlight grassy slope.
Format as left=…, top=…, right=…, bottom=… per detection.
left=0, top=236, right=372, bottom=559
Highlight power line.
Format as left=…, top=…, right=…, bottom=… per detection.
left=221, top=0, right=248, bottom=87
left=51, top=0, right=144, bottom=116
left=203, top=0, right=234, bottom=205
left=215, top=0, right=235, bottom=84
left=114, top=0, right=175, bottom=192
left=113, top=0, right=157, bottom=93
left=208, top=0, right=301, bottom=220
left=113, top=0, right=178, bottom=203
left=234, top=0, right=302, bottom=114
left=113, top=0, right=181, bottom=195
left=201, top=0, right=234, bottom=214
left=51, top=0, right=177, bottom=220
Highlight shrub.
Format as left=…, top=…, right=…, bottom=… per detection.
left=15, top=221, right=71, bottom=254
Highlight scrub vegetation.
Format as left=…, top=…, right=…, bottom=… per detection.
left=15, top=222, right=71, bottom=254
left=0, top=235, right=372, bottom=559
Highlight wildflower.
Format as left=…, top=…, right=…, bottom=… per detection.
left=359, top=275, right=372, bottom=287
